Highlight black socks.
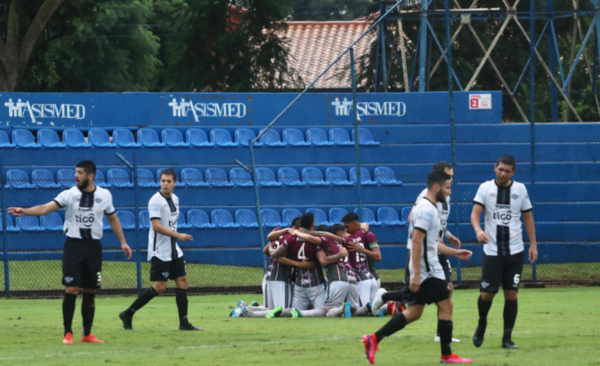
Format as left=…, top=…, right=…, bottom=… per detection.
left=126, top=287, right=158, bottom=316
left=503, top=299, right=518, bottom=340
left=381, top=290, right=405, bottom=303
left=375, top=313, right=408, bottom=342
left=176, top=288, right=189, bottom=326
left=477, top=294, right=493, bottom=326
left=438, top=320, right=453, bottom=356
left=63, top=292, right=77, bottom=335
left=81, top=293, right=96, bottom=336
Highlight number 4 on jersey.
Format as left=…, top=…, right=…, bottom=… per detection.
left=298, top=243, right=306, bottom=260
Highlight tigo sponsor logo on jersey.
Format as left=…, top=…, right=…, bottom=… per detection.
left=331, top=97, right=406, bottom=121
left=168, top=98, right=247, bottom=122
left=3, top=98, right=86, bottom=124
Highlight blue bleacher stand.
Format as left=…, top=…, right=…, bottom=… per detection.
left=374, top=166, right=403, bottom=185
left=107, top=168, right=133, bottom=188
left=282, top=208, right=302, bottom=226
left=181, top=168, right=207, bottom=187
left=352, top=128, right=380, bottom=146
left=6, top=169, right=34, bottom=189
left=162, top=128, right=189, bottom=148
left=401, top=206, right=412, bottom=222
left=230, top=167, right=253, bottom=186
left=186, top=129, right=214, bottom=147
left=306, top=208, right=329, bottom=225
left=307, top=127, right=334, bottom=146
left=38, top=129, right=65, bottom=148
left=178, top=211, right=191, bottom=229
left=211, top=129, right=237, bottom=147
left=235, top=128, right=256, bottom=146
left=57, top=169, right=75, bottom=188
left=0, top=130, right=15, bottom=147
left=211, top=209, right=237, bottom=228
left=103, top=215, right=111, bottom=230
left=137, top=168, right=159, bottom=188
left=256, top=167, right=282, bottom=186
left=350, top=167, right=377, bottom=186
left=137, top=129, right=165, bottom=147
left=259, top=129, right=285, bottom=147
left=278, top=167, right=305, bottom=186
left=3, top=215, right=19, bottom=232
left=261, top=209, right=282, bottom=227
left=95, top=170, right=107, bottom=187
left=329, top=208, right=348, bottom=224
left=41, top=212, right=64, bottom=231
left=113, top=128, right=140, bottom=147
left=236, top=209, right=258, bottom=227
left=16, top=216, right=43, bottom=231
left=89, top=128, right=114, bottom=148
left=188, top=209, right=213, bottom=228
left=378, top=207, right=404, bottom=226
left=63, top=129, right=90, bottom=148
left=13, top=129, right=41, bottom=148
left=329, top=128, right=353, bottom=146
left=302, top=167, right=328, bottom=186
left=355, top=207, right=381, bottom=226
left=32, top=169, right=60, bottom=188
left=116, top=211, right=136, bottom=229
left=326, top=167, right=353, bottom=186
left=282, top=128, right=310, bottom=146
left=206, top=168, right=233, bottom=187
left=139, top=210, right=150, bottom=229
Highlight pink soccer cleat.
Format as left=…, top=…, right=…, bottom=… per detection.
left=362, top=334, right=379, bottom=364
left=81, top=334, right=105, bottom=343
left=440, top=353, right=473, bottom=364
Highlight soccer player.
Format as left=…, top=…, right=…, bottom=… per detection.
left=362, top=171, right=473, bottom=364
left=119, top=168, right=201, bottom=331
left=8, top=160, right=132, bottom=344
left=471, top=155, right=538, bottom=349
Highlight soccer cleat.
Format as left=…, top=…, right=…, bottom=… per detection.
left=343, top=302, right=352, bottom=318
left=472, top=323, right=486, bottom=347
left=266, top=305, right=283, bottom=318
left=501, top=339, right=519, bottom=349
left=179, top=323, right=203, bottom=331
left=290, top=308, right=303, bottom=318
left=81, top=334, right=105, bottom=343
left=250, top=301, right=260, bottom=307
left=371, top=288, right=387, bottom=316
left=440, top=353, right=473, bottom=364
left=362, top=334, right=378, bottom=365
left=63, top=332, right=74, bottom=345
left=377, top=309, right=385, bottom=317
left=119, top=311, right=133, bottom=330
left=231, top=303, right=249, bottom=318
left=387, top=301, right=397, bottom=317
left=435, top=334, right=462, bottom=343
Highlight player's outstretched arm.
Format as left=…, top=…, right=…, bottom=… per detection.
left=438, top=242, right=472, bottom=261
left=471, top=204, right=488, bottom=243
left=151, top=219, right=193, bottom=242
left=359, top=223, right=370, bottom=232
left=8, top=201, right=60, bottom=217
left=107, top=213, right=132, bottom=260
left=292, top=229, right=322, bottom=245
left=269, top=245, right=288, bottom=258
left=267, top=227, right=290, bottom=241
left=317, top=247, right=348, bottom=266
left=311, top=231, right=343, bottom=244
left=523, top=211, right=538, bottom=264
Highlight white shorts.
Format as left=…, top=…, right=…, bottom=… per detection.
left=262, top=275, right=267, bottom=306
left=347, top=283, right=361, bottom=309
left=266, top=281, right=292, bottom=310
left=292, top=284, right=326, bottom=310
left=358, top=279, right=378, bottom=306
left=326, top=281, right=351, bottom=309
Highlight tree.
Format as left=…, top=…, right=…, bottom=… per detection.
left=288, top=0, right=371, bottom=21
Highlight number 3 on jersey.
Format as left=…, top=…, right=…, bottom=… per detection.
left=298, top=243, right=306, bottom=260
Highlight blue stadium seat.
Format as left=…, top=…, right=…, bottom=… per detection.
left=3, top=214, right=19, bottom=232
left=306, top=208, right=329, bottom=226
left=374, top=166, right=403, bottom=185
left=256, top=167, right=282, bottom=186
left=0, top=130, right=15, bottom=147
left=206, top=168, right=233, bottom=187
left=117, top=211, right=136, bottom=230
left=181, top=168, right=207, bottom=187
left=210, top=129, right=237, bottom=147
left=137, top=169, right=159, bottom=187
left=235, top=128, right=256, bottom=146
left=95, top=170, right=107, bottom=187
left=261, top=209, right=282, bottom=227
left=326, top=167, right=352, bottom=186
left=178, top=211, right=191, bottom=229
left=230, top=167, right=253, bottom=186
left=31, top=169, right=60, bottom=188
left=57, top=169, right=75, bottom=188
left=329, top=128, right=353, bottom=146
left=282, top=208, right=303, bottom=226
left=13, top=129, right=40, bottom=148
left=162, top=128, right=189, bottom=148
left=352, top=128, right=380, bottom=146
left=349, top=167, right=377, bottom=186
left=63, top=129, right=90, bottom=148
left=329, top=208, right=348, bottom=224
left=378, top=207, right=404, bottom=226
left=259, top=129, right=285, bottom=146
left=211, top=209, right=237, bottom=228
left=139, top=210, right=150, bottom=229
left=401, top=206, right=412, bottom=222
left=186, top=129, right=214, bottom=147
left=113, top=129, right=140, bottom=147
left=137, top=129, right=165, bottom=147
left=302, top=167, right=328, bottom=186
left=278, top=167, right=305, bottom=186
left=41, top=212, right=63, bottom=231
left=103, top=215, right=111, bottom=230
left=6, top=169, right=34, bottom=189
left=107, top=168, right=133, bottom=188
left=188, top=209, right=213, bottom=228
left=89, top=128, right=114, bottom=148
left=282, top=128, right=310, bottom=146
left=307, top=128, right=334, bottom=146
left=38, top=129, right=65, bottom=148
left=236, top=209, right=258, bottom=227
left=16, top=216, right=43, bottom=231
left=355, top=207, right=381, bottom=226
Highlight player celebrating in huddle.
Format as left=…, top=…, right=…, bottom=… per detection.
left=120, top=169, right=201, bottom=331
left=362, top=171, right=473, bottom=364
left=471, top=155, right=537, bottom=349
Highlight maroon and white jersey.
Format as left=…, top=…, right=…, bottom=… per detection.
left=281, top=233, right=325, bottom=288
left=318, top=236, right=356, bottom=284
left=344, top=229, right=374, bottom=281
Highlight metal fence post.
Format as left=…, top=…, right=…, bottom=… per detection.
left=133, top=153, right=142, bottom=291
left=350, top=47, right=364, bottom=219
left=249, top=144, right=268, bottom=272
left=530, top=0, right=537, bottom=283
left=1, top=151, right=9, bottom=296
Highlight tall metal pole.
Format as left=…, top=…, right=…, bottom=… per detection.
left=1, top=151, right=9, bottom=296
left=132, top=153, right=142, bottom=291
left=530, top=0, right=537, bottom=282
left=418, top=0, right=429, bottom=91
left=249, top=143, right=267, bottom=271
left=595, top=0, right=600, bottom=98
left=350, top=48, right=364, bottom=220
left=547, top=0, right=559, bottom=121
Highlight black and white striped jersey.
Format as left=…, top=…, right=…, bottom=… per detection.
left=53, top=186, right=115, bottom=240
left=473, top=180, right=533, bottom=256
left=416, top=187, right=451, bottom=234
left=147, top=192, right=183, bottom=261
left=407, top=197, right=445, bottom=282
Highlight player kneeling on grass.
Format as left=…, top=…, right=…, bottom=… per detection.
left=362, top=171, right=473, bottom=364
left=119, top=169, right=201, bottom=331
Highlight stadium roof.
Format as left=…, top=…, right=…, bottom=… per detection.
left=282, top=20, right=376, bottom=90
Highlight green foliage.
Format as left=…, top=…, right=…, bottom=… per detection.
left=288, top=0, right=372, bottom=21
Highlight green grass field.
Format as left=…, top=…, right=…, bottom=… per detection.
left=0, top=288, right=599, bottom=365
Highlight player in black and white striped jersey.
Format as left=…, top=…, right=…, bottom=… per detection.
left=471, top=155, right=538, bottom=350
left=9, top=160, right=132, bottom=345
